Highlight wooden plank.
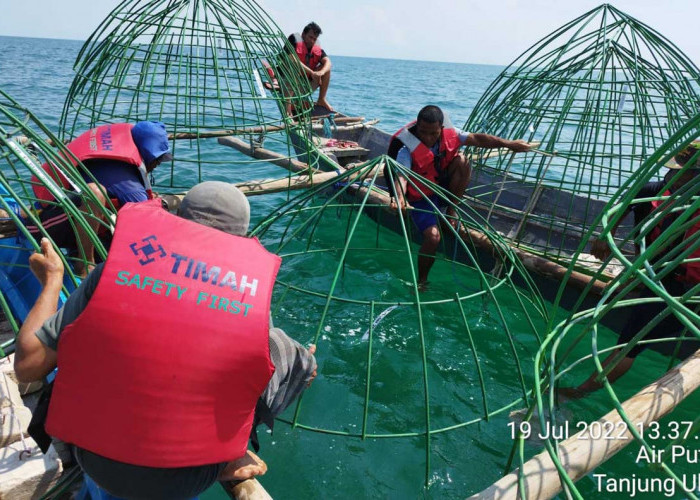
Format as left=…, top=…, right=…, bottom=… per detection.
left=469, top=347, right=700, bottom=500
left=323, top=146, right=370, bottom=158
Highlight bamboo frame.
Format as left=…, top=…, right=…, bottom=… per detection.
left=510, top=113, right=700, bottom=499
left=249, top=156, right=550, bottom=486
left=464, top=4, right=700, bottom=263
left=0, top=89, right=115, bottom=351
left=59, top=0, right=320, bottom=191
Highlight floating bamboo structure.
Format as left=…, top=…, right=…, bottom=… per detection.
left=464, top=4, right=700, bottom=266
left=59, top=0, right=321, bottom=190
left=0, top=89, right=114, bottom=344
left=500, top=112, right=700, bottom=499
left=248, top=155, right=550, bottom=487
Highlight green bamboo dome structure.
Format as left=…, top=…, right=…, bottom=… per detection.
left=59, top=0, right=320, bottom=192
left=0, top=89, right=112, bottom=351
left=249, top=155, right=550, bottom=493
left=463, top=3, right=700, bottom=272
left=474, top=114, right=700, bottom=499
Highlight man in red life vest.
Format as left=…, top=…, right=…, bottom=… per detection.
left=561, top=141, right=700, bottom=399
left=14, top=181, right=317, bottom=498
left=287, top=21, right=333, bottom=112
left=28, top=121, right=173, bottom=276
left=388, top=105, right=532, bottom=287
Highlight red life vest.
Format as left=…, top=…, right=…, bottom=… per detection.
left=648, top=190, right=700, bottom=283
left=391, top=122, right=462, bottom=201
left=32, top=123, right=154, bottom=207
left=294, top=34, right=324, bottom=70
left=46, top=200, right=279, bottom=467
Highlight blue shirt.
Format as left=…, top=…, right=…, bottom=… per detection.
left=82, top=160, right=148, bottom=204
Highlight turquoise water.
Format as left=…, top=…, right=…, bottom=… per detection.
left=2, top=35, right=699, bottom=499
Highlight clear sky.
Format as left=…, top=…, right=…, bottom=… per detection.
left=1, top=0, right=697, bottom=66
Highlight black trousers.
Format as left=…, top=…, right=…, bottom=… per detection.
left=617, top=279, right=698, bottom=358
left=74, top=447, right=226, bottom=500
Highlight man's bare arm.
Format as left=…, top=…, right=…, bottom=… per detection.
left=315, top=56, right=331, bottom=77
left=14, top=238, right=62, bottom=382
left=590, top=206, right=633, bottom=260
left=465, top=133, right=531, bottom=152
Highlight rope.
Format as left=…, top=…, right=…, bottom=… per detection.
left=1, top=371, right=32, bottom=459
left=322, top=118, right=332, bottom=138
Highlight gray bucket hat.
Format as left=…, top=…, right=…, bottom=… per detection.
left=178, top=181, right=249, bottom=236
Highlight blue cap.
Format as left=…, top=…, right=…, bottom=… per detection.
left=131, top=121, right=173, bottom=164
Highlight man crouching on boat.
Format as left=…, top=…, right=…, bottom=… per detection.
left=28, top=121, right=173, bottom=277
left=287, top=22, right=333, bottom=112
left=388, top=105, right=531, bottom=287
left=560, top=141, right=700, bottom=399
left=14, top=181, right=317, bottom=499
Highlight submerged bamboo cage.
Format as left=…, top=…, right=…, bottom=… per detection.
left=249, top=155, right=550, bottom=492
left=0, top=89, right=113, bottom=350
left=486, top=112, right=700, bottom=500
left=59, top=0, right=321, bottom=191
left=464, top=4, right=700, bottom=269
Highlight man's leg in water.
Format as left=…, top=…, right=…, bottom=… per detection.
left=558, top=348, right=635, bottom=399
left=417, top=224, right=441, bottom=286
left=444, top=153, right=471, bottom=223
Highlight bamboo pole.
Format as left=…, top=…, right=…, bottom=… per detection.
left=234, top=171, right=339, bottom=195
left=219, top=478, right=272, bottom=500
left=159, top=171, right=340, bottom=210
left=310, top=114, right=365, bottom=123
left=16, top=116, right=370, bottom=147
left=511, top=247, right=608, bottom=295
left=172, top=117, right=365, bottom=139
left=19, top=128, right=297, bottom=146
left=312, top=119, right=379, bottom=133
left=217, top=136, right=311, bottom=173
left=469, top=347, right=700, bottom=500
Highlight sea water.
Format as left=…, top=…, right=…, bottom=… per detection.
left=1, top=36, right=699, bottom=499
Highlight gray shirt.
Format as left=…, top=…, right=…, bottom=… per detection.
left=36, top=264, right=315, bottom=419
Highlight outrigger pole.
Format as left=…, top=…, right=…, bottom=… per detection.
left=469, top=347, right=700, bottom=500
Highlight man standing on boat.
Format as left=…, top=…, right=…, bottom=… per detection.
left=388, top=105, right=531, bottom=287
left=561, top=141, right=700, bottom=399
left=286, top=21, right=333, bottom=112
left=14, top=182, right=317, bottom=498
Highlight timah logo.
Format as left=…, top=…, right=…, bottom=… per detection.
left=129, top=235, right=166, bottom=265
